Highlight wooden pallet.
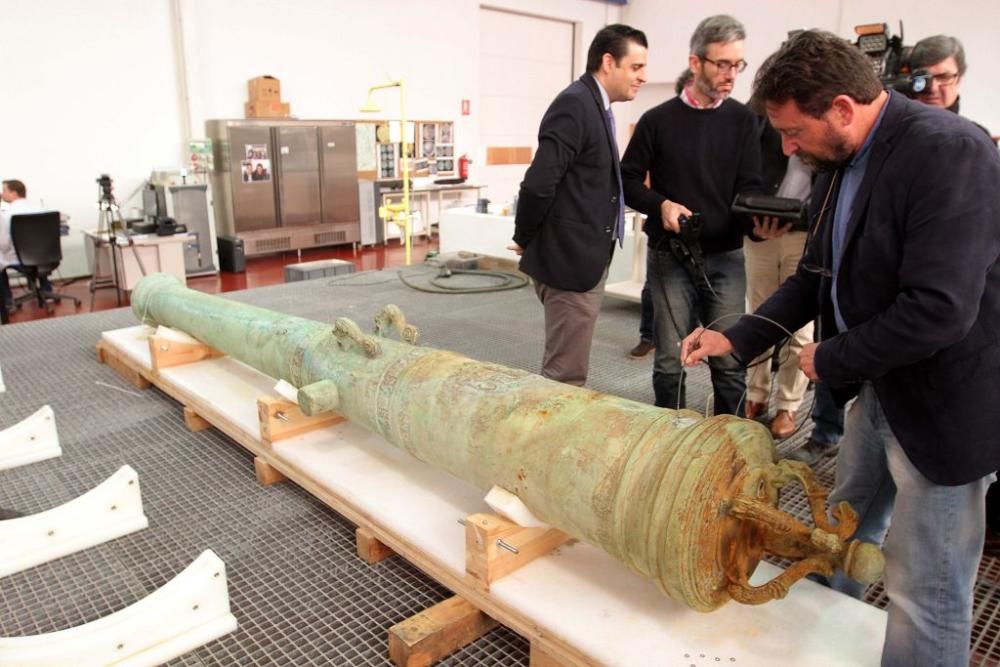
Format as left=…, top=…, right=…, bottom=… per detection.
left=96, top=326, right=887, bottom=667
left=97, top=330, right=584, bottom=666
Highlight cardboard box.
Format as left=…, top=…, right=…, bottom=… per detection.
left=245, top=100, right=291, bottom=119
left=248, top=75, right=281, bottom=101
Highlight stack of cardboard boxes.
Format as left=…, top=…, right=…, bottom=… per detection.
left=245, top=75, right=291, bottom=119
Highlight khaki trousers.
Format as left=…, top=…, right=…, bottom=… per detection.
left=533, top=269, right=607, bottom=387
left=744, top=232, right=813, bottom=411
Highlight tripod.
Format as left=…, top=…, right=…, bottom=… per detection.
left=90, top=182, right=148, bottom=309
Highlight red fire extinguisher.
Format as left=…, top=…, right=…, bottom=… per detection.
left=458, top=154, right=470, bottom=180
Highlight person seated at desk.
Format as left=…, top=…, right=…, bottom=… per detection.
left=1, top=179, right=52, bottom=312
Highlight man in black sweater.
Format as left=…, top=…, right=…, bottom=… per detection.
left=622, top=15, right=770, bottom=412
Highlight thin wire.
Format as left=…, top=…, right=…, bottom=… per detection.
left=680, top=311, right=801, bottom=419
left=324, top=270, right=420, bottom=288
left=800, top=171, right=840, bottom=277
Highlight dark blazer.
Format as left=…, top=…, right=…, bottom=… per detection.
left=726, top=93, right=1000, bottom=485
left=758, top=118, right=788, bottom=195
left=513, top=74, right=619, bottom=292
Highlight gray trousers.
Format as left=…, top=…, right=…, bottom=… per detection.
left=533, top=269, right=607, bottom=386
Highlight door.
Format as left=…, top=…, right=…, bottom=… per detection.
left=320, top=123, right=360, bottom=225
left=479, top=8, right=574, bottom=205
left=275, top=125, right=322, bottom=227
left=229, top=125, right=278, bottom=232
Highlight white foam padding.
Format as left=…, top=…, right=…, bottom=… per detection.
left=0, top=549, right=237, bottom=666
left=0, top=465, right=149, bottom=577
left=154, top=325, right=201, bottom=345
left=0, top=405, right=61, bottom=472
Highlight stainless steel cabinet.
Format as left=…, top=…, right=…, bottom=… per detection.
left=227, top=124, right=278, bottom=233
left=276, top=125, right=321, bottom=227
left=206, top=119, right=361, bottom=258
left=320, top=124, right=359, bottom=226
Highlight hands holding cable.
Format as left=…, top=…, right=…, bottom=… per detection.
left=660, top=199, right=692, bottom=234
left=680, top=328, right=734, bottom=366
left=681, top=328, right=822, bottom=382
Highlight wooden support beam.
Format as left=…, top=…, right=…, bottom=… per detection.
left=253, top=457, right=287, bottom=486
left=465, top=513, right=571, bottom=591
left=530, top=641, right=571, bottom=666
left=183, top=406, right=212, bottom=432
left=147, top=335, right=224, bottom=373
left=96, top=341, right=151, bottom=390
left=388, top=596, right=498, bottom=667
left=356, top=527, right=395, bottom=564
left=256, top=396, right=345, bottom=443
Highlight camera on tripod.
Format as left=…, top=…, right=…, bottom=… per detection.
left=96, top=174, right=116, bottom=207
left=853, top=22, right=932, bottom=97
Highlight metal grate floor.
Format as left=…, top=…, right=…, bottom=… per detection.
left=0, top=267, right=996, bottom=665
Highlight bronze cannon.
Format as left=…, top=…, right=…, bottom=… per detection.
left=131, top=273, right=883, bottom=611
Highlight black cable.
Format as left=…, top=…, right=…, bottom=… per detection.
left=323, top=270, right=418, bottom=288
left=688, top=311, right=808, bottom=430
left=323, top=265, right=529, bottom=294
left=399, top=267, right=529, bottom=294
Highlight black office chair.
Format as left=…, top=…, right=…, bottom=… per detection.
left=7, top=211, right=81, bottom=314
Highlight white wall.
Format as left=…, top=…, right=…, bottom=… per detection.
left=1, top=0, right=620, bottom=278
left=623, top=1, right=1000, bottom=133
left=479, top=8, right=576, bottom=205
left=7, top=1, right=994, bottom=278
left=0, top=0, right=184, bottom=277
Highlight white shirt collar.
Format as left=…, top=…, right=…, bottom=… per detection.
left=590, top=73, right=611, bottom=110
left=680, top=84, right=724, bottom=110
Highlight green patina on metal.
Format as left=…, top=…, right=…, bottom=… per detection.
left=132, top=273, right=883, bottom=611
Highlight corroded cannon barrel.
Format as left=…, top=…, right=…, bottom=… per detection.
left=132, top=273, right=882, bottom=611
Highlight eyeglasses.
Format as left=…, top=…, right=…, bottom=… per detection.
left=700, top=57, right=748, bottom=74
left=930, top=71, right=960, bottom=86
left=800, top=171, right=840, bottom=278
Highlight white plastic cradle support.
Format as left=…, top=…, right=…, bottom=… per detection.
left=0, top=405, right=61, bottom=471
left=0, top=464, right=149, bottom=578
left=0, top=549, right=238, bottom=667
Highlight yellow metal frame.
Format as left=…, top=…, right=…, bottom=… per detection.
left=362, top=80, right=412, bottom=266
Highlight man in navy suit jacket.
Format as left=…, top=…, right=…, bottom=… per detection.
left=510, top=25, right=647, bottom=386
left=682, top=31, right=1000, bottom=666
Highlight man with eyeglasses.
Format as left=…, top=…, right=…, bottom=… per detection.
left=909, top=35, right=967, bottom=112
left=622, top=14, right=774, bottom=414
left=909, top=34, right=993, bottom=141
left=681, top=30, right=1000, bottom=666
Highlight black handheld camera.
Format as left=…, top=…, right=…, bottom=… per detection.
left=669, top=213, right=716, bottom=295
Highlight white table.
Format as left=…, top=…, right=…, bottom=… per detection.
left=84, top=230, right=189, bottom=292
